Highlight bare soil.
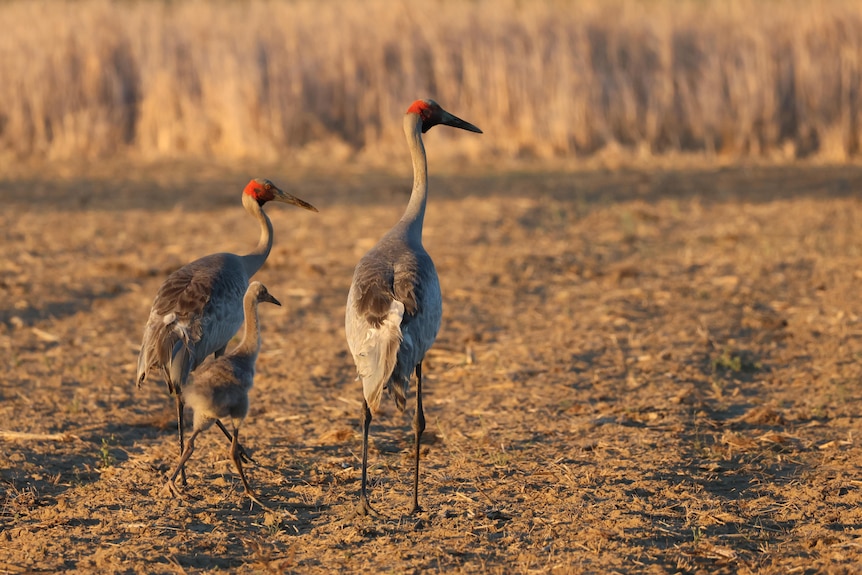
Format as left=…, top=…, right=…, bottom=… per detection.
left=2, top=165, right=862, bottom=574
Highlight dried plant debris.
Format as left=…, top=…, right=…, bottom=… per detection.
left=2, top=166, right=862, bottom=573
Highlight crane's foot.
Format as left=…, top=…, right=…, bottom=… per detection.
left=243, top=488, right=273, bottom=512
left=352, top=497, right=382, bottom=519
left=409, top=502, right=424, bottom=515
left=161, top=479, right=185, bottom=500
left=216, top=420, right=257, bottom=465
left=237, top=444, right=256, bottom=465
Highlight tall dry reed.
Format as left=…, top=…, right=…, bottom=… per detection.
left=0, top=0, right=860, bottom=168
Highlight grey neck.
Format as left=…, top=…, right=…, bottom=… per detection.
left=399, top=112, right=428, bottom=243
left=241, top=193, right=273, bottom=278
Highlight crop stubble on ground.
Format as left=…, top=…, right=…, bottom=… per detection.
left=1, top=165, right=862, bottom=574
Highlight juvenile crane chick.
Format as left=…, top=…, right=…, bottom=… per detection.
left=162, top=281, right=280, bottom=509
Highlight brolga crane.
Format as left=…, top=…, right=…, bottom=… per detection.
left=163, top=281, right=280, bottom=510
left=345, top=99, right=482, bottom=516
left=136, top=178, right=317, bottom=483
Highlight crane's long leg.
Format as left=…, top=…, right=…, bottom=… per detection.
left=175, top=393, right=187, bottom=486
left=163, top=426, right=202, bottom=497
left=216, top=420, right=256, bottom=464
left=410, top=362, right=426, bottom=515
left=356, top=399, right=380, bottom=517
left=230, top=426, right=270, bottom=511
left=168, top=344, right=192, bottom=486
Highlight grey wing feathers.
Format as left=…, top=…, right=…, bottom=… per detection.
left=347, top=248, right=425, bottom=412
left=393, top=258, right=421, bottom=316
left=351, top=249, right=420, bottom=325
left=135, top=256, right=230, bottom=389
left=352, top=258, right=398, bottom=327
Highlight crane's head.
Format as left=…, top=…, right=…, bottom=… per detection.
left=243, top=178, right=318, bottom=212
left=247, top=281, right=282, bottom=307
left=407, top=99, right=483, bottom=134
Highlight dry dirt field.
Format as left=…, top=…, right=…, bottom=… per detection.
left=2, top=164, right=862, bottom=574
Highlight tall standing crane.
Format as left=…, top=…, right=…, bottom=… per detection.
left=136, top=178, right=317, bottom=482
left=345, top=99, right=482, bottom=516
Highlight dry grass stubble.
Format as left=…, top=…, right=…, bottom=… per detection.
left=1, top=166, right=862, bottom=573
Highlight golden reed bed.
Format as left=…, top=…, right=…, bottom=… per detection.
left=0, top=0, right=861, bottom=168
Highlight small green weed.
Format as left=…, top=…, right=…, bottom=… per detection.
left=99, top=435, right=116, bottom=468
left=712, top=348, right=761, bottom=374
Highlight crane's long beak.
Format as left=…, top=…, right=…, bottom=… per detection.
left=440, top=110, right=483, bottom=134
left=274, top=188, right=319, bottom=212
left=261, top=293, right=282, bottom=306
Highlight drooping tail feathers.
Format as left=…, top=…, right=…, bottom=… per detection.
left=355, top=300, right=405, bottom=413
left=135, top=312, right=195, bottom=395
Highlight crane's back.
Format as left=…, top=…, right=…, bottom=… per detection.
left=346, top=223, right=442, bottom=409
left=137, top=252, right=252, bottom=386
